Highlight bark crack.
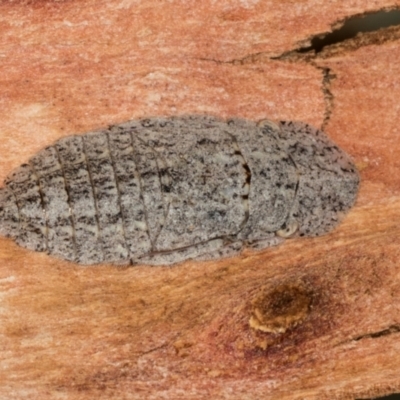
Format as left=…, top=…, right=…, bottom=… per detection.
left=337, top=325, right=400, bottom=346
left=198, top=8, right=400, bottom=131
left=316, top=65, right=335, bottom=130
left=351, top=324, right=400, bottom=342
left=294, top=8, right=400, bottom=54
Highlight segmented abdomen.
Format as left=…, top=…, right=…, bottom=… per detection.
left=0, top=116, right=359, bottom=266
left=5, top=130, right=156, bottom=264
left=3, top=119, right=249, bottom=265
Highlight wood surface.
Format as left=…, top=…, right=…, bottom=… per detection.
left=1, top=1, right=400, bottom=399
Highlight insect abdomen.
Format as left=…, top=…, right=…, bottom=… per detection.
left=0, top=116, right=359, bottom=266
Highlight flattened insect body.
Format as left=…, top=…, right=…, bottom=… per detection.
left=0, top=115, right=359, bottom=265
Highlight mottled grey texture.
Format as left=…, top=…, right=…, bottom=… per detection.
left=0, top=115, right=359, bottom=265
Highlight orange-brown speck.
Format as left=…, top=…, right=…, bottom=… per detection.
left=250, top=283, right=311, bottom=333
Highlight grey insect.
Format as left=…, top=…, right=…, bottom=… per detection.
left=0, top=115, right=359, bottom=265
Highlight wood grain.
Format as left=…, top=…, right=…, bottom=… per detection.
left=1, top=1, right=400, bottom=399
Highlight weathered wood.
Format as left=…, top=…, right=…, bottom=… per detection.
left=1, top=1, right=400, bottom=399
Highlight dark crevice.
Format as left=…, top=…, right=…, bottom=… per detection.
left=365, top=395, right=400, bottom=400
left=272, top=9, right=400, bottom=62
left=272, top=9, right=400, bottom=130
left=199, top=10, right=400, bottom=132
left=135, top=343, right=169, bottom=358
left=319, top=66, right=335, bottom=129
left=337, top=324, right=400, bottom=348
left=298, top=9, right=400, bottom=54
left=351, top=324, right=400, bottom=342
left=200, top=9, right=400, bottom=65
left=354, top=325, right=400, bottom=399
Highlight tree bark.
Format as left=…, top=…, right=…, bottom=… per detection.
left=1, top=1, right=400, bottom=399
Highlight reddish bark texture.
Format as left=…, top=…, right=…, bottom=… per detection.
left=1, top=1, right=400, bottom=399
